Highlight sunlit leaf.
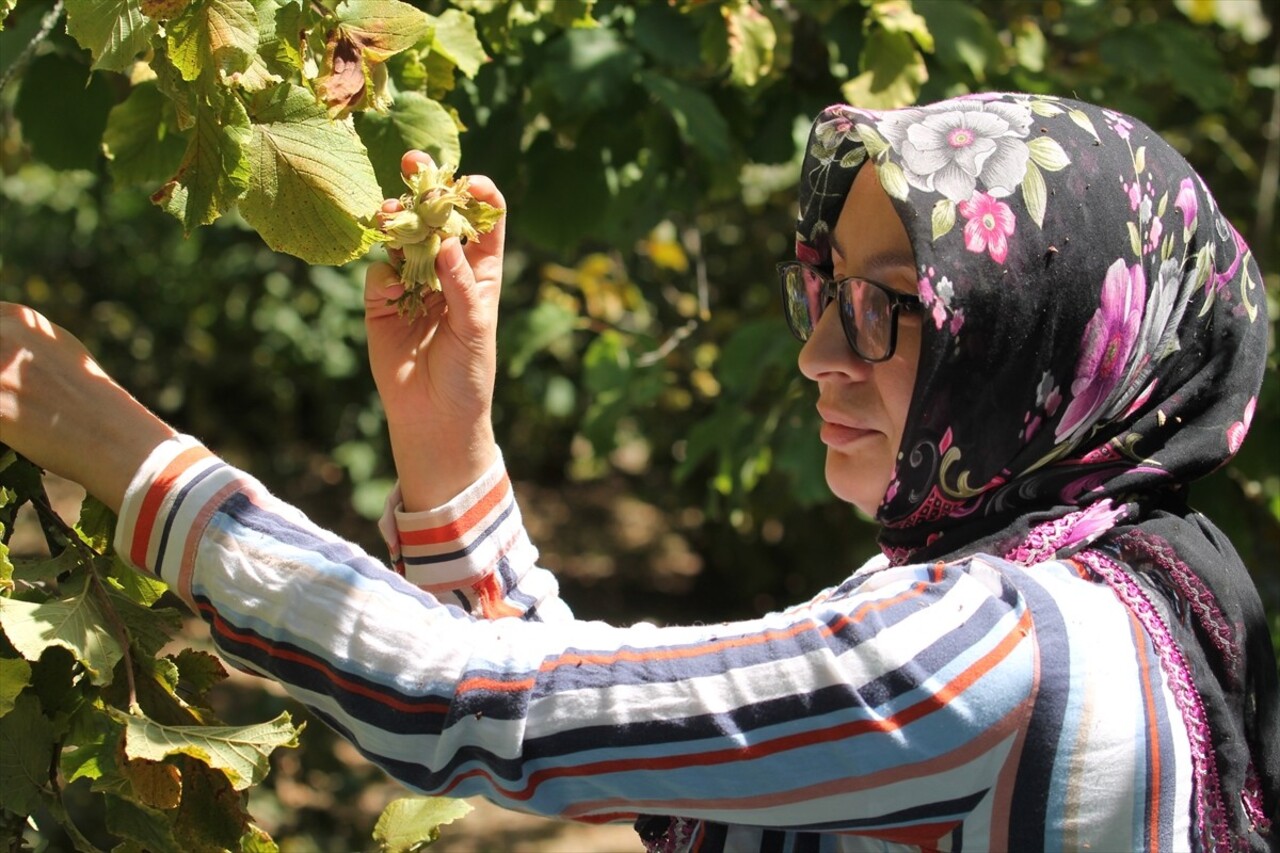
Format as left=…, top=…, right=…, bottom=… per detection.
left=65, top=0, right=158, bottom=72
left=724, top=1, right=775, bottom=88
left=152, top=89, right=253, bottom=231
left=374, top=796, right=473, bottom=852
left=167, top=0, right=259, bottom=82
left=0, top=657, right=31, bottom=717
left=0, top=573, right=123, bottom=686
left=118, top=709, right=300, bottom=790
left=429, top=9, right=486, bottom=78
left=841, top=30, right=927, bottom=111
left=356, top=92, right=462, bottom=196
left=238, top=84, right=383, bottom=265
left=337, top=0, right=434, bottom=62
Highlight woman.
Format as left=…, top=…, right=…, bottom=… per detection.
left=2, top=93, right=1276, bottom=851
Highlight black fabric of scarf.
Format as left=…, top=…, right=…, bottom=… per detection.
left=795, top=93, right=1278, bottom=848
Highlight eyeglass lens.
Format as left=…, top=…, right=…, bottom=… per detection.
left=781, top=265, right=893, bottom=360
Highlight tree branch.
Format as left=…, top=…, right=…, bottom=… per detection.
left=0, top=1, right=65, bottom=96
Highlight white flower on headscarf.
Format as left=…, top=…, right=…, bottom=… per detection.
left=877, top=100, right=1034, bottom=203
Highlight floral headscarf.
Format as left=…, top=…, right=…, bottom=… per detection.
left=795, top=93, right=1277, bottom=849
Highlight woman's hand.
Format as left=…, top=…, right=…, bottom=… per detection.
left=0, top=304, right=176, bottom=512
left=365, top=151, right=506, bottom=511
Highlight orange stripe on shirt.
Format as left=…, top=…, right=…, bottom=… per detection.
left=399, top=475, right=510, bottom=547
left=537, top=582, right=931, bottom=674
left=443, top=605, right=1034, bottom=803
left=1130, top=607, right=1162, bottom=848
left=130, top=446, right=214, bottom=568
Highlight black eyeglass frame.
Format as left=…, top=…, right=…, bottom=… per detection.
left=777, top=261, right=923, bottom=363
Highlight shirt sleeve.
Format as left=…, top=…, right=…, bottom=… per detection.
left=374, top=451, right=573, bottom=622
left=114, top=437, right=1041, bottom=830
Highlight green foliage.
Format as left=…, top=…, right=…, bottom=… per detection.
left=373, top=796, right=472, bottom=852
left=0, top=449, right=303, bottom=849
left=1, top=0, right=1278, bottom=846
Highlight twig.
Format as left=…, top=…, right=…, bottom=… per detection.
left=0, top=1, right=65, bottom=96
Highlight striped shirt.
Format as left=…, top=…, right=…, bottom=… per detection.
left=116, top=436, right=1194, bottom=851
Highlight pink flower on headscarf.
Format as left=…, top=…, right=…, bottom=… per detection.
left=1055, top=259, right=1146, bottom=443
left=1175, top=177, right=1198, bottom=235
left=795, top=241, right=822, bottom=266
left=1226, top=395, right=1257, bottom=454
left=1146, top=214, right=1163, bottom=254
left=959, top=192, right=1015, bottom=264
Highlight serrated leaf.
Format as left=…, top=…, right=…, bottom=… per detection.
left=118, top=709, right=300, bottom=790
left=153, top=90, right=252, bottom=231
left=108, top=588, right=182, bottom=658
left=62, top=706, right=121, bottom=784
left=77, top=495, right=117, bottom=554
left=0, top=657, right=31, bottom=716
left=173, top=754, right=251, bottom=851
left=168, top=0, right=259, bottom=82
left=106, top=556, right=169, bottom=608
left=121, top=757, right=183, bottom=809
left=9, top=550, right=78, bottom=584
left=1027, top=136, right=1070, bottom=172
left=103, top=83, right=190, bottom=187
left=374, top=796, right=473, bottom=853
left=0, top=573, right=123, bottom=685
left=142, top=0, right=193, bottom=20
left=356, top=93, right=462, bottom=197
left=0, top=693, right=54, bottom=816
left=723, top=2, right=775, bottom=88
left=1021, top=160, right=1047, bottom=227
left=65, top=0, right=158, bottom=72
left=931, top=198, right=955, bottom=240
left=429, top=8, right=485, bottom=78
left=337, top=0, right=434, bottom=62
left=104, top=793, right=182, bottom=853
left=238, top=84, right=383, bottom=264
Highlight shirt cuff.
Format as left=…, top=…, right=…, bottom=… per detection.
left=112, top=434, right=230, bottom=589
left=379, top=450, right=523, bottom=591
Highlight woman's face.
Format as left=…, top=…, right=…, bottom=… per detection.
left=798, top=164, right=922, bottom=517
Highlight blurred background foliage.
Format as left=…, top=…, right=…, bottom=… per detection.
left=1, top=0, right=1278, bottom=848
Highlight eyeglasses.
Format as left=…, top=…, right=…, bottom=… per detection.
left=777, top=261, right=922, bottom=363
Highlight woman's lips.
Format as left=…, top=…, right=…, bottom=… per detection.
left=819, top=420, right=877, bottom=447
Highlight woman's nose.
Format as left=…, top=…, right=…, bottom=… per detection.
left=798, top=307, right=867, bottom=383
